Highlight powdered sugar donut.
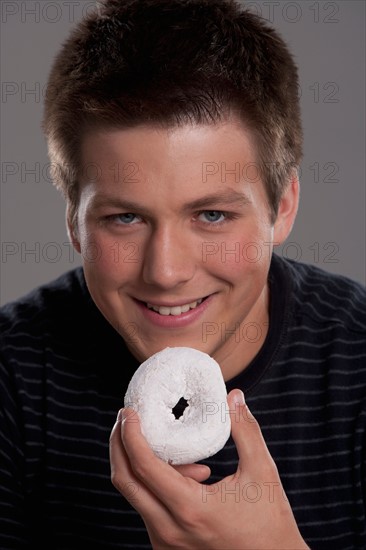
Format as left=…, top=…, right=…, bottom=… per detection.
left=124, top=347, right=231, bottom=465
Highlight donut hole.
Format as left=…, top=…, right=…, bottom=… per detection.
left=172, top=397, right=189, bottom=420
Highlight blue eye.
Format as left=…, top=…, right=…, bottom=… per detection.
left=199, top=211, right=226, bottom=223
left=115, top=213, right=139, bottom=224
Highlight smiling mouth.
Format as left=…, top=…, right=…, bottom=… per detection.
left=146, top=297, right=206, bottom=316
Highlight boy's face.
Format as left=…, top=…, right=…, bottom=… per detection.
left=71, top=121, right=298, bottom=380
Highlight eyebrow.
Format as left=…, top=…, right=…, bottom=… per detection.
left=90, top=189, right=252, bottom=213
left=182, top=190, right=252, bottom=212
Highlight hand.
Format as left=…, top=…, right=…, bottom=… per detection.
left=109, top=390, right=309, bottom=549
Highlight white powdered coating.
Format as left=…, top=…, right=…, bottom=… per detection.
left=124, top=346, right=231, bottom=465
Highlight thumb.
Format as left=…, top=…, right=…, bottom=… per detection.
left=173, top=463, right=211, bottom=482
left=227, top=389, right=275, bottom=470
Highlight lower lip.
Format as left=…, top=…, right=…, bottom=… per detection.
left=135, top=295, right=213, bottom=328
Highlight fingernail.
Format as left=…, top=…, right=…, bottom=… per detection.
left=120, top=407, right=139, bottom=424
left=122, top=408, right=130, bottom=420
left=233, top=390, right=245, bottom=406
left=122, top=407, right=135, bottom=421
left=117, top=408, right=124, bottom=422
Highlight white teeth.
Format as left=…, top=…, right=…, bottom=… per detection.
left=158, top=306, right=171, bottom=316
left=170, top=306, right=184, bottom=316
left=146, top=298, right=204, bottom=316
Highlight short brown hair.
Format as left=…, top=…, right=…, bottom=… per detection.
left=42, top=0, right=303, bottom=227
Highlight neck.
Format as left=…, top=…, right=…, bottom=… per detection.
left=214, top=283, right=270, bottom=382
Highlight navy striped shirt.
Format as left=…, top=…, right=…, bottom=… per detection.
left=1, top=254, right=365, bottom=548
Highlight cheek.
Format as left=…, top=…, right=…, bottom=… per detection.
left=202, top=227, right=273, bottom=276
left=79, top=232, right=141, bottom=286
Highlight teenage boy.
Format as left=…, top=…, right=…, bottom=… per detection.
left=1, top=1, right=365, bottom=548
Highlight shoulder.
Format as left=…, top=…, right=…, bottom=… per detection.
left=0, top=267, right=87, bottom=341
left=273, top=254, right=366, bottom=333
left=271, top=256, right=366, bottom=409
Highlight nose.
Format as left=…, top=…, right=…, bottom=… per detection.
left=142, top=225, right=196, bottom=289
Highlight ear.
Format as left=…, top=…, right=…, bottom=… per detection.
left=66, top=205, right=81, bottom=254
left=273, top=174, right=300, bottom=244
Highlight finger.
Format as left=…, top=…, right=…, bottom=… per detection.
left=110, top=410, right=174, bottom=522
left=227, top=390, right=277, bottom=474
left=109, top=412, right=147, bottom=506
left=122, top=408, right=198, bottom=508
left=173, top=463, right=211, bottom=482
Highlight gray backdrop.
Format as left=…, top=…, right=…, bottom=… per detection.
left=1, top=0, right=365, bottom=305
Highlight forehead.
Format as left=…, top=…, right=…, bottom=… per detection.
left=78, top=121, right=266, bottom=204
left=80, top=121, right=257, bottom=168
